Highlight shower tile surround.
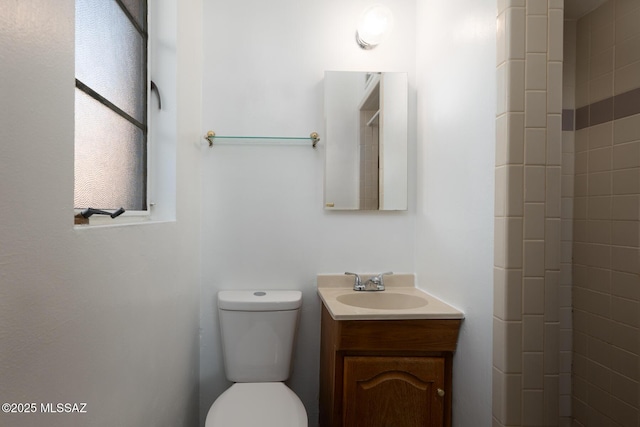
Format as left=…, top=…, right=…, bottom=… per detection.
left=495, top=0, right=640, bottom=426
left=494, top=1, right=564, bottom=425
left=568, top=1, right=640, bottom=426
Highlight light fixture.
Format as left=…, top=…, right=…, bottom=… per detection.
left=355, top=5, right=394, bottom=50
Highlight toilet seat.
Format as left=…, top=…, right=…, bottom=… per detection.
left=205, top=382, right=307, bottom=427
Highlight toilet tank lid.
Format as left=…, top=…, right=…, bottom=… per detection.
left=218, top=290, right=302, bottom=311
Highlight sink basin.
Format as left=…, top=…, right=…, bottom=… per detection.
left=336, top=292, right=429, bottom=310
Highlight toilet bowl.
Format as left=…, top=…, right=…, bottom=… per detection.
left=205, top=383, right=307, bottom=427
left=205, top=290, right=308, bottom=427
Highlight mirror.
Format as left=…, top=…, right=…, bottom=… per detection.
left=324, top=71, right=408, bottom=210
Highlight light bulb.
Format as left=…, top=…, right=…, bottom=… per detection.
left=356, top=5, right=394, bottom=49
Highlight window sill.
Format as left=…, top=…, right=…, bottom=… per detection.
left=73, top=211, right=151, bottom=227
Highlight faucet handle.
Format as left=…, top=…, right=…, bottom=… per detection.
left=371, top=272, right=393, bottom=289
left=345, top=272, right=364, bottom=291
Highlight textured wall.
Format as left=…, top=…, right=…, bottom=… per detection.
left=0, top=1, right=202, bottom=426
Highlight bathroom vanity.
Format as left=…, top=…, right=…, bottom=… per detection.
left=317, top=275, right=463, bottom=427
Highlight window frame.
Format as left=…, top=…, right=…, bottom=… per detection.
left=73, top=0, right=152, bottom=224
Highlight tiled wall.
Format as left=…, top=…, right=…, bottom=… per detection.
left=359, top=111, right=379, bottom=210
left=569, top=0, right=640, bottom=425
left=494, top=1, right=564, bottom=425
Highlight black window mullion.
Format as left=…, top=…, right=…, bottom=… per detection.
left=76, top=78, right=147, bottom=134
left=113, top=0, right=147, bottom=39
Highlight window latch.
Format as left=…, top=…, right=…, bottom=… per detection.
left=75, top=207, right=125, bottom=225
left=151, top=80, right=162, bottom=110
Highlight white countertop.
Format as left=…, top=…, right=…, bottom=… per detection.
left=317, top=274, right=464, bottom=320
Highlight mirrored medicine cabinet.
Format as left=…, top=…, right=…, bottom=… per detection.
left=324, top=71, right=408, bottom=211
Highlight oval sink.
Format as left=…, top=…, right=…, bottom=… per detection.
left=336, top=292, right=429, bottom=310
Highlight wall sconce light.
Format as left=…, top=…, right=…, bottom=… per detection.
left=355, top=5, right=394, bottom=50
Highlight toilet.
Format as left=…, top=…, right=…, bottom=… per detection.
left=205, top=290, right=308, bottom=427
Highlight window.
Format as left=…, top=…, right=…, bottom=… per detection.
left=74, top=0, right=148, bottom=212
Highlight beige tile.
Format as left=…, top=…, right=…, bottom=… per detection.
left=544, top=323, right=560, bottom=373
left=612, top=168, right=640, bottom=194
left=562, top=174, right=574, bottom=198
left=575, top=80, right=589, bottom=108
left=494, top=317, right=523, bottom=372
left=612, top=245, right=639, bottom=273
left=524, top=240, right=545, bottom=276
left=545, top=219, right=562, bottom=270
left=586, top=359, right=612, bottom=391
left=548, top=9, right=564, bottom=62
left=525, top=91, right=547, bottom=127
left=547, top=63, right=563, bottom=114
left=615, top=34, right=640, bottom=69
left=590, top=48, right=614, bottom=78
left=584, top=266, right=611, bottom=293
left=611, top=372, right=639, bottom=407
left=494, top=268, right=523, bottom=321
left=523, top=352, right=544, bottom=390
left=576, top=128, right=589, bottom=152
left=591, top=23, right=615, bottom=56
left=505, top=165, right=524, bottom=217
left=612, top=296, right=639, bottom=327
left=526, top=53, right=547, bottom=91
left=562, top=131, right=575, bottom=154
left=610, top=321, right=639, bottom=353
left=548, top=115, right=563, bottom=165
left=613, top=113, right=640, bottom=145
left=509, top=112, right=526, bottom=163
left=612, top=141, right=640, bottom=170
left=587, top=241, right=612, bottom=269
left=524, top=202, right=545, bottom=239
left=496, top=114, right=508, bottom=166
left=507, top=7, right=526, bottom=60
left=497, top=63, right=507, bottom=116
left=545, top=271, right=561, bottom=322
left=588, top=147, right=612, bottom=173
left=615, top=5, right=640, bottom=43
left=612, top=270, right=640, bottom=300
left=589, top=121, right=613, bottom=149
left=522, top=389, right=544, bottom=425
left=590, top=0, right=614, bottom=29
left=493, top=368, right=523, bottom=425
left=507, top=217, right=524, bottom=268
left=614, top=60, right=640, bottom=96
left=526, top=15, right=548, bottom=53
left=575, top=151, right=588, bottom=174
left=616, top=0, right=640, bottom=20
left=588, top=171, right=612, bottom=196
left=523, top=315, right=544, bottom=351
left=574, top=219, right=588, bottom=242
left=525, top=166, right=546, bottom=202
left=610, top=346, right=639, bottom=381
left=588, top=195, right=611, bottom=220
left=610, top=396, right=639, bottom=427
left=526, top=0, right=547, bottom=15
left=587, top=219, right=611, bottom=244
left=496, top=166, right=507, bottom=217
left=525, top=128, right=546, bottom=164
left=508, top=60, right=526, bottom=112
left=574, top=195, right=588, bottom=219
left=611, top=220, right=639, bottom=247
left=524, top=276, right=545, bottom=314
left=588, top=72, right=614, bottom=103
left=497, top=10, right=507, bottom=66
left=612, top=194, right=639, bottom=220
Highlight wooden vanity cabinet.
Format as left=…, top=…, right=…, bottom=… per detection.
left=319, top=305, right=462, bottom=427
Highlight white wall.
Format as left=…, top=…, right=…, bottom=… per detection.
left=199, top=0, right=417, bottom=425
left=415, top=1, right=496, bottom=426
left=0, top=1, right=202, bottom=426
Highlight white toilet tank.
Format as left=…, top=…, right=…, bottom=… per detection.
left=217, top=290, right=302, bottom=383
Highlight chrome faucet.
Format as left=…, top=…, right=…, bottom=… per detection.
left=345, top=272, right=393, bottom=291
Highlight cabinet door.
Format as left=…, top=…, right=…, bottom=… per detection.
left=343, top=356, right=445, bottom=427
